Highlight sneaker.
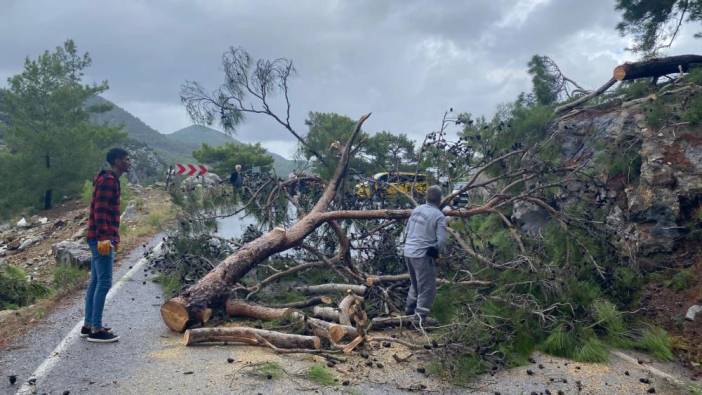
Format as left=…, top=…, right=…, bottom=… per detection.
left=81, top=326, right=111, bottom=338
left=87, top=329, right=119, bottom=343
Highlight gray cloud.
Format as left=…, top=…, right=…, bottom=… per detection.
left=1, top=0, right=699, bottom=158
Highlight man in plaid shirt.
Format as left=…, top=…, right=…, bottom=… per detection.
left=82, top=148, right=131, bottom=343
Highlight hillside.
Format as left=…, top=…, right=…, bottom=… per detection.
left=87, top=97, right=298, bottom=176
left=168, top=124, right=299, bottom=176
left=86, top=96, right=194, bottom=164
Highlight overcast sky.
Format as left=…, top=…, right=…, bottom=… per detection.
left=1, top=0, right=699, bottom=159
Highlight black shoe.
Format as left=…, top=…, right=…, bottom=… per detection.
left=80, top=326, right=91, bottom=338
left=87, top=329, right=119, bottom=343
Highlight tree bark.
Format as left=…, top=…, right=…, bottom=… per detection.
left=270, top=296, right=333, bottom=309
left=312, top=306, right=340, bottom=322
left=295, top=283, right=367, bottom=296
left=613, top=54, right=702, bottom=81
left=184, top=327, right=321, bottom=349
left=225, top=299, right=293, bottom=320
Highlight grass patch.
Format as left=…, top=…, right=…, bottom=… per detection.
left=636, top=326, right=674, bottom=361
left=574, top=337, right=609, bottom=362
left=306, top=363, right=336, bottom=386
left=541, top=325, right=577, bottom=358
left=152, top=273, right=182, bottom=298
left=252, top=361, right=284, bottom=380
left=52, top=263, right=87, bottom=292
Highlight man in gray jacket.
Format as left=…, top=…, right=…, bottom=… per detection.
left=403, top=185, right=447, bottom=318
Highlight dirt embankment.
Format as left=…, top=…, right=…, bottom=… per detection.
left=0, top=184, right=177, bottom=347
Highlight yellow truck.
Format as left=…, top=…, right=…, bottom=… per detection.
left=354, top=172, right=428, bottom=200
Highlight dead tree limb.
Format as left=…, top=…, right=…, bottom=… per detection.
left=365, top=273, right=492, bottom=287
left=184, top=327, right=321, bottom=349
left=295, top=283, right=367, bottom=296
left=554, top=78, right=617, bottom=115
left=270, top=296, right=333, bottom=309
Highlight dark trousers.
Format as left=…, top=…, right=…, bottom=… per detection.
left=404, top=255, right=436, bottom=317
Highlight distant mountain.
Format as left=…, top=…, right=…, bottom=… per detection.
left=167, top=124, right=299, bottom=176
left=168, top=125, right=235, bottom=148
left=87, top=96, right=298, bottom=176
left=87, top=96, right=194, bottom=164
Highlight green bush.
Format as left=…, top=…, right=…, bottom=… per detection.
left=667, top=269, right=694, bottom=292
left=682, top=95, right=702, bottom=125
left=52, top=263, right=87, bottom=291
left=0, top=265, right=51, bottom=309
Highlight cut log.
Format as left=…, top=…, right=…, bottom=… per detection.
left=312, top=306, right=340, bottom=322
left=290, top=312, right=358, bottom=343
left=295, top=283, right=367, bottom=296
left=338, top=293, right=363, bottom=326
left=225, top=299, right=293, bottom=320
left=270, top=296, right=333, bottom=309
left=161, top=296, right=213, bottom=333
left=371, top=315, right=438, bottom=329
left=613, top=54, right=702, bottom=81
left=184, top=327, right=321, bottom=349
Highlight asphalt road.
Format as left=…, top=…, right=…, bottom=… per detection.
left=0, top=229, right=694, bottom=395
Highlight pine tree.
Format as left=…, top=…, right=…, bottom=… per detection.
left=0, top=40, right=124, bottom=215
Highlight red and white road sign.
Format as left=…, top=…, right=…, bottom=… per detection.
left=175, top=163, right=208, bottom=176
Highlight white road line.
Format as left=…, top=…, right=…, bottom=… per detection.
left=16, top=242, right=162, bottom=395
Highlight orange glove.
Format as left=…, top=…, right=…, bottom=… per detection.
left=97, top=240, right=112, bottom=256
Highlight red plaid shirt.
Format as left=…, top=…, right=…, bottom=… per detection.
left=87, top=170, right=121, bottom=243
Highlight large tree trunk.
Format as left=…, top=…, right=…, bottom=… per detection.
left=184, top=327, right=321, bottom=349
left=613, top=54, right=702, bottom=81
left=160, top=115, right=371, bottom=332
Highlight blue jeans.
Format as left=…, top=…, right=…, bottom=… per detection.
left=84, top=240, right=113, bottom=329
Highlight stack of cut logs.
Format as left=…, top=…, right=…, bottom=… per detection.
left=182, top=284, right=434, bottom=354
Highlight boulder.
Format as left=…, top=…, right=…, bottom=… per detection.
left=52, top=240, right=92, bottom=268
left=18, top=236, right=42, bottom=251
left=16, top=217, right=30, bottom=228
left=120, top=201, right=138, bottom=222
